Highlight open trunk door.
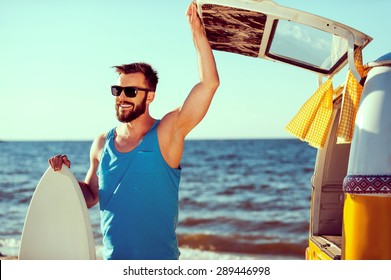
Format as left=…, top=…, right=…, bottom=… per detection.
left=196, top=0, right=372, bottom=80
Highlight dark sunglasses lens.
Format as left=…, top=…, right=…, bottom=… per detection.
left=111, top=86, right=121, bottom=96
left=124, top=87, right=137, bottom=98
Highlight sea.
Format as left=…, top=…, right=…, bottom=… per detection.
left=0, top=139, right=317, bottom=260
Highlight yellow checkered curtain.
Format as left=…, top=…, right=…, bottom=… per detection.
left=336, top=49, right=365, bottom=143
left=285, top=78, right=334, bottom=148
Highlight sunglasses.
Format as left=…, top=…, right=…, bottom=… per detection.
left=111, top=86, right=153, bottom=98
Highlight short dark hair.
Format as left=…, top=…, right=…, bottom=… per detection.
left=112, top=62, right=158, bottom=91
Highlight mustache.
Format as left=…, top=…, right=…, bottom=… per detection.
left=116, top=101, right=134, bottom=106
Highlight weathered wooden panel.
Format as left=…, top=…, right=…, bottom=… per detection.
left=201, top=4, right=267, bottom=57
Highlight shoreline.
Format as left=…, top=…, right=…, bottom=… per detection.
left=0, top=255, right=18, bottom=260
left=0, top=248, right=302, bottom=260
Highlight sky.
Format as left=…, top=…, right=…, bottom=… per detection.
left=1, top=0, right=390, bottom=141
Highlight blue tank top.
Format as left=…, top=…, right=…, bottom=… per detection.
left=97, top=120, right=181, bottom=260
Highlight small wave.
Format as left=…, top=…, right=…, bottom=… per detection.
left=235, top=200, right=267, bottom=211
left=217, top=154, right=238, bottom=161
left=302, top=167, right=314, bottom=173
left=179, top=216, right=308, bottom=234
left=217, top=184, right=257, bottom=195
left=180, top=217, right=218, bottom=227
left=179, top=197, right=209, bottom=209
left=0, top=238, right=20, bottom=257
left=178, top=233, right=306, bottom=258
left=180, top=216, right=264, bottom=229
left=18, top=197, right=32, bottom=204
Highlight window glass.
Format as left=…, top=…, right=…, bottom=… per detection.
left=268, top=20, right=348, bottom=72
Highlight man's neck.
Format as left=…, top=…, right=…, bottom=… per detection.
left=118, top=115, right=156, bottom=140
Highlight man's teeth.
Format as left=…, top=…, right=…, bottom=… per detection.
left=120, top=104, right=132, bottom=108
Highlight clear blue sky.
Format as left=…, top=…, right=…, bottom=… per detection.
left=1, top=0, right=390, bottom=140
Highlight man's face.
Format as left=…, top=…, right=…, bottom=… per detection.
left=115, top=73, right=149, bottom=123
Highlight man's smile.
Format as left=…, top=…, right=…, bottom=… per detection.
left=118, top=103, right=134, bottom=109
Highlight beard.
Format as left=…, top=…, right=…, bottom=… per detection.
left=115, top=94, right=148, bottom=123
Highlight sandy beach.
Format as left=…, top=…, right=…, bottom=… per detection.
left=0, top=247, right=300, bottom=260
left=0, top=255, right=17, bottom=260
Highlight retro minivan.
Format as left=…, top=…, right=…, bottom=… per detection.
left=196, top=0, right=391, bottom=259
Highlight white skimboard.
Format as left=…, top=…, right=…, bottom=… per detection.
left=19, top=165, right=96, bottom=260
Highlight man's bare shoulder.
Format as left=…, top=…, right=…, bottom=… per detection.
left=159, top=107, right=180, bottom=131
left=95, top=132, right=108, bottom=145
left=90, top=132, right=109, bottom=160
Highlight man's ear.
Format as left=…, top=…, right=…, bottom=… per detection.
left=147, top=91, right=155, bottom=104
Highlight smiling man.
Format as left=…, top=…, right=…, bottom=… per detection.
left=112, top=64, right=158, bottom=124
left=48, top=2, right=219, bottom=260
